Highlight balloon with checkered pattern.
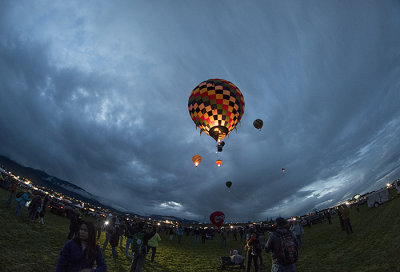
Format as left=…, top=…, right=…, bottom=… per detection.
left=188, top=79, right=245, bottom=150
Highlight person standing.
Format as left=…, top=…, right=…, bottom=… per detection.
left=5, top=178, right=18, bottom=207
left=28, top=194, right=42, bottom=221
left=176, top=225, right=184, bottom=244
left=147, top=226, right=161, bottom=263
left=56, top=221, right=107, bottom=272
left=103, top=217, right=116, bottom=251
left=245, top=230, right=261, bottom=272
left=125, top=221, right=137, bottom=258
left=194, top=228, right=200, bottom=243
left=265, top=217, right=298, bottom=272
left=109, top=218, right=120, bottom=262
left=67, top=208, right=82, bottom=240
left=341, top=204, right=353, bottom=234
left=130, top=222, right=156, bottom=272
left=220, top=229, right=227, bottom=247
left=38, top=194, right=50, bottom=225
left=290, top=221, right=304, bottom=248
left=15, top=190, right=31, bottom=216
left=168, top=226, right=174, bottom=241
left=256, top=225, right=266, bottom=267
left=95, top=217, right=103, bottom=240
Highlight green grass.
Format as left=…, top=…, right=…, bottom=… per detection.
left=1, top=188, right=399, bottom=271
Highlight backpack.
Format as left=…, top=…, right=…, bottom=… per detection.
left=132, top=231, right=145, bottom=254
left=274, top=230, right=298, bottom=265
left=16, top=191, right=24, bottom=198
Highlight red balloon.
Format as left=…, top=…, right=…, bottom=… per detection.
left=209, top=211, right=225, bottom=228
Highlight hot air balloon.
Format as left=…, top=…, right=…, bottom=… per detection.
left=282, top=168, right=286, bottom=173
left=226, top=181, right=232, bottom=188
left=210, top=211, right=225, bottom=228
left=253, top=119, right=263, bottom=130
left=188, top=79, right=245, bottom=152
left=216, top=160, right=222, bottom=167
left=192, top=154, right=202, bottom=167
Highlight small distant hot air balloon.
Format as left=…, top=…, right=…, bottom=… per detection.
left=253, top=119, right=263, bottom=130
left=188, top=79, right=245, bottom=152
left=192, top=155, right=202, bottom=167
left=216, top=160, right=222, bottom=167
left=282, top=168, right=286, bottom=173
left=226, top=181, right=232, bottom=188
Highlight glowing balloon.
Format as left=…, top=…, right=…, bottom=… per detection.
left=226, top=181, right=232, bottom=188
left=188, top=79, right=245, bottom=151
left=253, top=119, right=263, bottom=130
left=216, top=160, right=222, bottom=167
left=210, top=211, right=225, bottom=228
left=192, top=154, right=202, bottom=167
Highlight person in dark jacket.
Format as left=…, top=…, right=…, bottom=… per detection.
left=109, top=218, right=120, bottom=261
left=245, top=229, right=261, bottom=272
left=15, top=190, right=31, bottom=216
left=130, top=222, right=156, bottom=272
left=38, top=194, right=50, bottom=224
left=56, top=221, right=107, bottom=272
left=5, top=178, right=18, bottom=207
left=265, top=217, right=298, bottom=272
left=67, top=208, right=82, bottom=240
left=28, top=194, right=42, bottom=221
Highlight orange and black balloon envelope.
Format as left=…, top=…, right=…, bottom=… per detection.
left=192, top=154, right=202, bottom=167
left=188, top=79, right=245, bottom=143
left=253, top=119, right=263, bottom=130
left=226, top=181, right=232, bottom=188
left=216, top=160, right=222, bottom=167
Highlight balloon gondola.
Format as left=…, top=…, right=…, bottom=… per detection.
left=188, top=79, right=245, bottom=152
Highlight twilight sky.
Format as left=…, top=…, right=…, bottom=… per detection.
left=1, top=0, right=400, bottom=222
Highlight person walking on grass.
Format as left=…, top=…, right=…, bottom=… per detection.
left=5, top=178, right=18, bottom=207
left=147, top=226, right=161, bottom=263
left=15, top=190, right=31, bottom=216
left=56, top=221, right=107, bottom=272
left=265, top=217, right=298, bottom=272
left=95, top=217, right=103, bottom=240
left=169, top=226, right=174, bottom=241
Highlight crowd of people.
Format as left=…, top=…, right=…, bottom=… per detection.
left=1, top=168, right=359, bottom=272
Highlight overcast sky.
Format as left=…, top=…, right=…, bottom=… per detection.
left=1, top=0, right=399, bottom=222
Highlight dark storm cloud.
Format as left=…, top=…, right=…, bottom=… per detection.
left=1, top=0, right=400, bottom=221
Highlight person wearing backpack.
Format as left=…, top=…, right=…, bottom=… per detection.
left=265, top=217, right=298, bottom=272
left=15, top=190, right=32, bottom=216
left=130, top=222, right=156, bottom=272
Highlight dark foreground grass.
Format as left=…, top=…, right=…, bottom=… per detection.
left=1, top=188, right=399, bottom=272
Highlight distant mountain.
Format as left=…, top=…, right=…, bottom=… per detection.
left=0, top=155, right=110, bottom=211
left=0, top=155, right=199, bottom=224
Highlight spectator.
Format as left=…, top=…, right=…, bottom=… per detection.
left=256, top=225, right=266, bottom=267
left=290, top=221, right=304, bottom=248
left=5, top=178, right=18, bottom=207
left=38, top=194, right=50, bottom=225
left=176, top=225, right=184, bottom=244
left=28, top=194, right=42, bottom=221
left=95, top=217, right=103, bottom=240
left=109, top=218, right=120, bottom=262
left=130, top=222, right=156, bottom=272
left=67, top=208, right=82, bottom=240
left=147, top=226, right=161, bottom=263
left=125, top=221, right=137, bottom=258
left=169, top=227, right=174, bottom=241
left=56, top=221, right=107, bottom=272
left=245, top=229, right=261, bottom=272
left=341, top=204, right=353, bottom=234
left=230, top=249, right=245, bottom=265
left=103, top=217, right=116, bottom=251
left=265, top=217, right=298, bottom=272
left=220, top=229, right=227, bottom=247
left=194, top=227, right=200, bottom=243
left=15, top=190, right=31, bottom=216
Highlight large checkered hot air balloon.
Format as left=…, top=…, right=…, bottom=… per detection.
left=188, top=79, right=245, bottom=152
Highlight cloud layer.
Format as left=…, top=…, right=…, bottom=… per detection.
left=1, top=0, right=400, bottom=221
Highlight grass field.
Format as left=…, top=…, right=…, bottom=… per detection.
left=1, top=188, right=399, bottom=272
